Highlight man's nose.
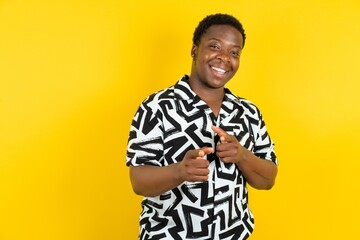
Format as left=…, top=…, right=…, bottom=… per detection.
left=216, top=51, right=230, bottom=63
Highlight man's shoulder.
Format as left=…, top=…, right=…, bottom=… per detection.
left=143, top=75, right=188, bottom=104
left=229, top=94, right=261, bottom=116
left=145, top=85, right=175, bottom=103
left=137, top=85, right=176, bottom=115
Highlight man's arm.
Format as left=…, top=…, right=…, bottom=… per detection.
left=234, top=148, right=277, bottom=190
left=212, top=126, right=278, bottom=190
left=129, top=147, right=213, bottom=197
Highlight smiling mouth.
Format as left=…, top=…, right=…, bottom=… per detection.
left=211, top=66, right=227, bottom=75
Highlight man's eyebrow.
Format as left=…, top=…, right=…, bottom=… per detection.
left=207, top=38, right=242, bottom=48
left=207, top=37, right=222, bottom=42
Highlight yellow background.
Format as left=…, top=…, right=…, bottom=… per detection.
left=1, top=0, right=360, bottom=239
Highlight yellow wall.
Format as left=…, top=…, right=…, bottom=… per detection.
left=1, top=0, right=360, bottom=239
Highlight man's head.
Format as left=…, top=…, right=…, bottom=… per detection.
left=192, top=13, right=246, bottom=48
left=189, top=14, right=245, bottom=91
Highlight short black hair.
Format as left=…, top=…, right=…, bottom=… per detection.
left=192, top=13, right=246, bottom=48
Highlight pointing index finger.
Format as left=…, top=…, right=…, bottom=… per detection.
left=211, top=126, right=231, bottom=143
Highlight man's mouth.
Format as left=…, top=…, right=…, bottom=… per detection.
left=211, top=66, right=227, bottom=75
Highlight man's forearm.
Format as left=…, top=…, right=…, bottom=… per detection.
left=237, top=150, right=278, bottom=190
left=129, top=164, right=183, bottom=197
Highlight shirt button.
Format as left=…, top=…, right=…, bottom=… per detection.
left=218, top=167, right=222, bottom=172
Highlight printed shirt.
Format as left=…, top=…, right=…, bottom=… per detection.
left=126, top=75, right=278, bottom=240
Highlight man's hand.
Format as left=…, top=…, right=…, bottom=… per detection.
left=178, top=147, right=213, bottom=182
left=212, top=125, right=278, bottom=190
left=212, top=125, right=244, bottom=164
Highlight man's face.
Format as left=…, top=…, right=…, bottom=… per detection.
left=190, top=24, right=243, bottom=90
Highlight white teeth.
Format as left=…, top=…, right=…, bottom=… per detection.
left=212, top=66, right=226, bottom=74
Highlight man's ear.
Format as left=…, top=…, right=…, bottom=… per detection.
left=191, top=45, right=197, bottom=58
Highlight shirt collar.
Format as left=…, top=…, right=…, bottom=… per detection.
left=174, top=75, right=197, bottom=101
left=174, top=75, right=243, bottom=108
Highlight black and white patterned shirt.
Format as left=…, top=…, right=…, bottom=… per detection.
left=126, top=75, right=278, bottom=240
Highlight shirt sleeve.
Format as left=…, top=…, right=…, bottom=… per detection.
left=126, top=102, right=164, bottom=167
left=253, top=111, right=278, bottom=165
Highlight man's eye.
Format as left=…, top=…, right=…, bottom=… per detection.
left=231, top=51, right=240, bottom=57
left=210, top=45, right=220, bottom=50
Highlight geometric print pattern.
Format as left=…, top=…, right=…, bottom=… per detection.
left=127, top=75, right=278, bottom=240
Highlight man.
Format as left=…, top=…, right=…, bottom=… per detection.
left=126, top=13, right=278, bottom=240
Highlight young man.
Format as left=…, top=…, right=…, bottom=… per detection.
left=126, top=13, right=278, bottom=240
